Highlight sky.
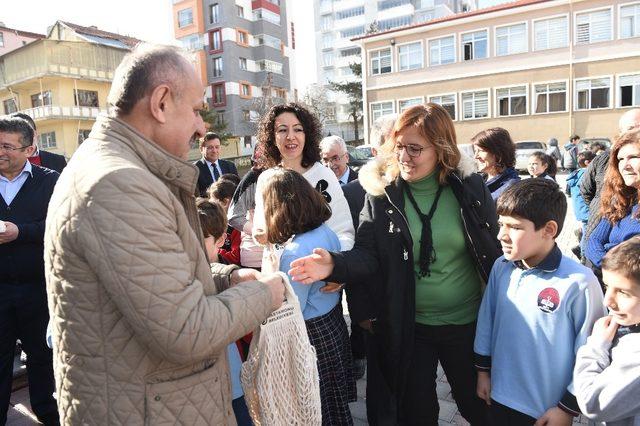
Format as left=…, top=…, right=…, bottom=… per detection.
left=2, top=0, right=510, bottom=93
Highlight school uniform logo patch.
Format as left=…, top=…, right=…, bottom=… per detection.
left=537, top=288, right=560, bottom=313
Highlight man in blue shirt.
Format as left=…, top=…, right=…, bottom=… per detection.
left=0, top=116, right=59, bottom=425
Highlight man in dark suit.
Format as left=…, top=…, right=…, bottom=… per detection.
left=194, top=132, right=238, bottom=196
left=11, top=113, right=67, bottom=174
left=320, top=136, right=358, bottom=185
left=0, top=116, right=59, bottom=425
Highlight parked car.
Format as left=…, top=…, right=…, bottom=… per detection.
left=355, top=144, right=375, bottom=159
left=347, top=145, right=370, bottom=171
left=514, top=140, right=547, bottom=173
left=579, top=137, right=611, bottom=153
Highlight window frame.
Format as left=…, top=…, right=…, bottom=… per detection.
left=209, top=3, right=220, bottom=24
left=494, top=84, right=529, bottom=117
left=0, top=32, right=4, bottom=48
left=574, top=6, right=614, bottom=45
left=396, top=40, right=424, bottom=72
left=236, top=29, right=250, bottom=47
left=494, top=21, right=528, bottom=57
left=369, top=100, right=396, bottom=123
left=531, top=80, right=569, bottom=115
left=368, top=47, right=393, bottom=76
left=573, top=75, right=613, bottom=111
left=616, top=72, right=640, bottom=108
left=177, top=8, right=194, bottom=28
left=239, top=57, right=248, bottom=71
left=459, top=28, right=489, bottom=62
left=428, top=92, right=458, bottom=121
left=532, top=14, right=570, bottom=51
left=2, top=98, right=17, bottom=114
left=459, top=89, right=491, bottom=121
left=427, top=34, right=456, bottom=66
left=619, top=1, right=640, bottom=39
left=212, top=57, right=223, bottom=78
left=211, top=82, right=226, bottom=107
left=30, top=90, right=52, bottom=108
left=208, top=28, right=223, bottom=53
left=74, top=89, right=99, bottom=107
left=237, top=5, right=245, bottom=18
left=39, top=131, right=57, bottom=149
left=239, top=81, right=252, bottom=99
left=397, top=96, right=424, bottom=113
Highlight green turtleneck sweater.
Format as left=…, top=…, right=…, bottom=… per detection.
left=404, top=171, right=482, bottom=325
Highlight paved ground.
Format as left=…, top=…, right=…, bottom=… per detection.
left=8, top=173, right=590, bottom=425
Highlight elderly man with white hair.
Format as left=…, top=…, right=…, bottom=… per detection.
left=320, top=135, right=358, bottom=185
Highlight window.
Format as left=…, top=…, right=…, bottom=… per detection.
left=40, top=132, right=57, bottom=149
left=378, top=0, right=411, bottom=11
left=534, top=16, right=568, bottom=50
left=340, top=26, right=365, bottom=38
left=398, top=97, right=422, bottom=112
left=237, top=5, right=244, bottom=18
left=496, top=86, right=527, bottom=116
left=77, top=129, right=91, bottom=145
left=339, top=66, right=353, bottom=76
left=242, top=110, right=250, bottom=121
left=323, top=69, right=335, bottom=84
left=496, top=23, right=527, bottom=56
left=461, top=30, right=487, bottom=61
left=74, top=90, right=99, bottom=107
left=416, top=0, right=435, bottom=9
left=575, top=77, right=611, bottom=110
left=178, top=8, right=193, bottom=27
left=461, top=90, right=489, bottom=119
left=179, top=34, right=203, bottom=50
left=213, top=111, right=225, bottom=127
left=212, top=83, right=226, bottom=106
left=0, top=32, right=4, bottom=47
left=378, top=15, right=411, bottom=31
left=429, top=36, right=455, bottom=66
left=322, top=51, right=334, bottom=67
left=371, top=101, right=394, bottom=121
left=398, top=42, right=423, bottom=71
left=3, top=98, right=17, bottom=114
left=429, top=94, right=456, bottom=119
left=534, top=82, right=567, bottom=113
left=237, top=29, right=249, bottom=46
left=254, top=34, right=281, bottom=49
left=253, top=8, right=281, bottom=25
left=340, top=47, right=361, bottom=57
left=212, top=57, right=223, bottom=78
left=370, top=48, right=392, bottom=75
left=322, top=33, right=334, bottom=49
left=275, top=88, right=287, bottom=99
left=240, top=82, right=252, bottom=98
left=619, top=74, right=640, bottom=107
left=239, top=57, right=247, bottom=70
left=209, top=29, right=222, bottom=52
left=576, top=8, right=612, bottom=44
left=321, top=15, right=333, bottom=31
left=336, top=6, right=364, bottom=20
left=209, top=3, right=220, bottom=24
left=620, top=3, right=640, bottom=39
left=31, top=91, right=52, bottom=108
left=257, top=60, right=283, bottom=74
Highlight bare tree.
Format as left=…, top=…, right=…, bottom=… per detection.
left=301, top=83, right=336, bottom=131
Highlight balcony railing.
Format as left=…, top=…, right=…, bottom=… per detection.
left=22, top=105, right=109, bottom=121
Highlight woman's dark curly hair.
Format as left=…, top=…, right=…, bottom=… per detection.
left=257, top=103, right=322, bottom=169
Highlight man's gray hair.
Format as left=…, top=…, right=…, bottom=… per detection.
left=369, top=113, right=397, bottom=149
left=108, top=43, right=194, bottom=115
left=320, top=135, right=347, bottom=154
left=0, top=116, right=35, bottom=147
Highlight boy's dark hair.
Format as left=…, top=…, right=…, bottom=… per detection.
left=570, top=134, right=580, bottom=142
left=196, top=197, right=227, bottom=240
left=602, top=236, right=640, bottom=284
left=207, top=179, right=237, bottom=203
left=497, top=179, right=567, bottom=237
left=578, top=150, right=596, bottom=168
left=262, top=169, right=331, bottom=245
left=219, top=173, right=240, bottom=186
left=589, top=141, right=607, bottom=153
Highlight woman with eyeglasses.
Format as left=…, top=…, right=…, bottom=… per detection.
left=289, top=104, right=501, bottom=425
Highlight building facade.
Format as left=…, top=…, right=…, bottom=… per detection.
left=172, top=0, right=294, bottom=157
left=314, top=0, right=477, bottom=141
left=0, top=23, right=43, bottom=56
left=357, top=0, right=640, bottom=146
left=0, top=21, right=133, bottom=159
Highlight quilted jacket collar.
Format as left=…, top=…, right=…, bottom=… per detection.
left=91, top=114, right=200, bottom=194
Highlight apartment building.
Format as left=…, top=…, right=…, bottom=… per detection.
left=357, top=0, right=640, bottom=145
left=0, top=23, right=43, bottom=56
left=314, top=0, right=477, bottom=141
left=0, top=21, right=134, bottom=159
left=172, top=0, right=294, bottom=157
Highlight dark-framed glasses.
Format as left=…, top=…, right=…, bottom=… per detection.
left=321, top=153, right=346, bottom=164
left=0, top=144, right=31, bottom=152
left=393, top=143, right=425, bottom=158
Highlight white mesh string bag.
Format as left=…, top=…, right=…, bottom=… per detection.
left=240, top=271, right=322, bottom=426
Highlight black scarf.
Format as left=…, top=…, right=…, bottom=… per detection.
left=404, top=183, right=444, bottom=278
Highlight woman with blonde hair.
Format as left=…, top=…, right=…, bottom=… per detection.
left=289, top=104, right=501, bottom=425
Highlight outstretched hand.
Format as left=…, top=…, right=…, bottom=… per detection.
left=288, top=248, right=334, bottom=285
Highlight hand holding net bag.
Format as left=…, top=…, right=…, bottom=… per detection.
left=240, top=270, right=322, bottom=426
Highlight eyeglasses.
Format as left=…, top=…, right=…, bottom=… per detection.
left=0, top=144, right=31, bottom=152
left=393, top=143, right=426, bottom=158
left=321, top=153, right=346, bottom=164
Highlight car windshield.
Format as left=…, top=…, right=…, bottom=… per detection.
left=516, top=142, right=545, bottom=150
left=348, top=146, right=369, bottom=160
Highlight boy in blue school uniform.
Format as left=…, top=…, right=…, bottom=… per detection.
left=474, top=179, right=605, bottom=425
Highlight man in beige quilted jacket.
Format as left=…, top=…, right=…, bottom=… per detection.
left=44, top=44, right=285, bottom=425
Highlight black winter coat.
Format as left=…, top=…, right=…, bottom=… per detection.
left=328, top=170, right=501, bottom=396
